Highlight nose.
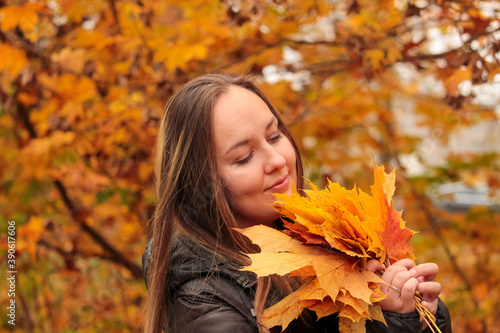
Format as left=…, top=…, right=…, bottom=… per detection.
left=264, top=145, right=286, bottom=174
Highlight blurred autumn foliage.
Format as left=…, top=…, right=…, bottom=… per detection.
left=0, top=0, right=499, bottom=332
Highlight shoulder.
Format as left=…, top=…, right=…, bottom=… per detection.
left=171, top=274, right=258, bottom=333
left=142, top=235, right=259, bottom=332
left=174, top=275, right=255, bottom=317
left=167, top=235, right=257, bottom=321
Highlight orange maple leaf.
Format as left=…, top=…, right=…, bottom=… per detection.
left=237, top=226, right=385, bottom=332
left=273, top=163, right=415, bottom=264
left=237, top=163, right=416, bottom=332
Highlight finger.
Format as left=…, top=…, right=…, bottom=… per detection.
left=392, top=258, right=416, bottom=270
left=421, top=299, right=438, bottom=315
left=366, top=260, right=382, bottom=273
left=400, top=277, right=418, bottom=312
left=391, top=270, right=414, bottom=292
left=381, top=264, right=408, bottom=286
left=417, top=282, right=441, bottom=300
left=411, top=263, right=439, bottom=281
left=382, top=270, right=413, bottom=299
left=391, top=270, right=414, bottom=287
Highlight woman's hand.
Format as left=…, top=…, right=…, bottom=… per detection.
left=366, top=259, right=443, bottom=330
left=366, top=259, right=441, bottom=315
left=367, top=258, right=419, bottom=313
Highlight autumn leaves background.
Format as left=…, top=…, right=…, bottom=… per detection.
left=1, top=0, right=499, bottom=332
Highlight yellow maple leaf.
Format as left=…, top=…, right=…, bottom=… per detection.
left=273, top=163, right=415, bottom=264
left=363, top=49, right=385, bottom=70
left=237, top=163, right=416, bottom=332
left=0, top=43, right=29, bottom=81
left=51, top=48, right=87, bottom=74
left=37, top=73, right=97, bottom=102
left=17, top=216, right=44, bottom=260
left=0, top=2, right=44, bottom=32
left=237, top=225, right=385, bottom=332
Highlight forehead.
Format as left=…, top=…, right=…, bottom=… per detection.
left=213, top=85, right=274, bottom=126
left=212, top=86, right=276, bottom=149
left=214, top=85, right=267, bottom=112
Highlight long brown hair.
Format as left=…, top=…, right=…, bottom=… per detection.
left=144, top=73, right=304, bottom=333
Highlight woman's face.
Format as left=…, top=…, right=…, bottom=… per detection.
left=213, top=85, right=297, bottom=228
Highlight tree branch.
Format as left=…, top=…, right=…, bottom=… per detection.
left=108, top=0, right=122, bottom=34
left=15, top=103, right=143, bottom=279
left=38, top=239, right=121, bottom=267
left=403, top=27, right=500, bottom=63
left=18, top=290, right=35, bottom=332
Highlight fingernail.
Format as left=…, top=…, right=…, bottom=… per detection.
left=410, top=269, right=417, bottom=276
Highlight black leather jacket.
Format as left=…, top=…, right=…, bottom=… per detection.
left=142, top=236, right=452, bottom=333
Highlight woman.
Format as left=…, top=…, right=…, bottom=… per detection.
left=142, top=73, right=452, bottom=333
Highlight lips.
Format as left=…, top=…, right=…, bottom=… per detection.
left=266, top=175, right=290, bottom=193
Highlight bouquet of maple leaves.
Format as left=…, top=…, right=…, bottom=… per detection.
left=237, top=164, right=440, bottom=333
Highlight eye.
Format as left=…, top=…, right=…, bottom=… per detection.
left=236, top=152, right=253, bottom=165
left=268, top=133, right=282, bottom=143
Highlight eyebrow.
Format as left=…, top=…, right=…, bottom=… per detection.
left=224, top=117, right=276, bottom=155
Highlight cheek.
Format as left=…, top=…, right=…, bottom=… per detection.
left=222, top=168, right=262, bottom=198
